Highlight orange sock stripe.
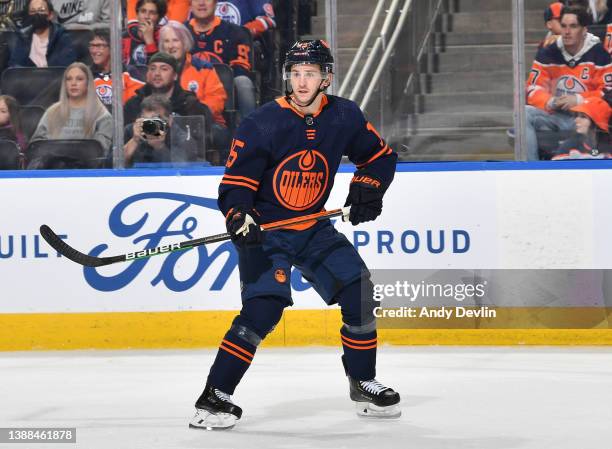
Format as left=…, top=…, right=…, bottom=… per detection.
left=342, top=341, right=378, bottom=350
left=222, top=339, right=255, bottom=358
left=220, top=344, right=252, bottom=363
left=341, top=335, right=377, bottom=345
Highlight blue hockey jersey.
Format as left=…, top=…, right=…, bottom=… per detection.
left=218, top=95, right=397, bottom=227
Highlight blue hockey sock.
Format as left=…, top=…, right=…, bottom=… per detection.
left=207, top=331, right=257, bottom=395
left=340, top=326, right=377, bottom=380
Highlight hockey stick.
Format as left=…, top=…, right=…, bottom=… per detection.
left=39, top=207, right=350, bottom=268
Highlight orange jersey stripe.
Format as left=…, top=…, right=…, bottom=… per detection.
left=223, top=174, right=260, bottom=187
left=220, top=180, right=259, bottom=191
left=341, top=335, right=377, bottom=345
left=356, top=145, right=392, bottom=168
left=220, top=344, right=252, bottom=363
left=222, top=339, right=254, bottom=358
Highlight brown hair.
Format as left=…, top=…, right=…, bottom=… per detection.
left=0, top=95, right=23, bottom=136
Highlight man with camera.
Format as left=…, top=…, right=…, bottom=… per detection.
left=123, top=94, right=198, bottom=167
left=124, top=52, right=230, bottom=163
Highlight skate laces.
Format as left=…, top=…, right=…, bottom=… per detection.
left=359, top=379, right=388, bottom=395
left=214, top=389, right=233, bottom=403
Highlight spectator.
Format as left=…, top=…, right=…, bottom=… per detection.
left=158, top=21, right=229, bottom=134
left=122, top=0, right=166, bottom=66
left=187, top=0, right=256, bottom=118
left=541, top=2, right=564, bottom=48
left=8, top=0, right=76, bottom=67
left=124, top=52, right=213, bottom=122
left=0, top=95, right=26, bottom=150
left=215, top=0, right=275, bottom=39
left=215, top=1, right=277, bottom=102
left=30, top=62, right=113, bottom=151
left=123, top=94, right=198, bottom=166
left=525, top=6, right=612, bottom=160
left=127, top=0, right=190, bottom=23
left=50, top=0, right=110, bottom=29
left=552, top=96, right=612, bottom=158
left=90, top=29, right=145, bottom=108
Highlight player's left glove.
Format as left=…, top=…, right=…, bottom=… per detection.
left=344, top=172, right=386, bottom=226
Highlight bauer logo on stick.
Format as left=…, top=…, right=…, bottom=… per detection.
left=125, top=243, right=182, bottom=260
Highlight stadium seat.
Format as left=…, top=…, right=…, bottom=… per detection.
left=26, top=139, right=106, bottom=169
left=0, top=139, right=21, bottom=169
left=19, top=105, right=45, bottom=141
left=1, top=67, right=65, bottom=108
left=65, top=29, right=95, bottom=65
left=213, top=63, right=235, bottom=111
left=0, top=30, right=15, bottom=76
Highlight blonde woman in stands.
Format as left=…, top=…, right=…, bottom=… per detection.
left=30, top=62, right=113, bottom=151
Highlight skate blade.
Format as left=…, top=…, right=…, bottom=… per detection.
left=355, top=402, right=401, bottom=419
left=189, top=409, right=238, bottom=430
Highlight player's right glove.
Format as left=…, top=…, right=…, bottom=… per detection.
left=344, top=172, right=385, bottom=225
left=226, top=205, right=263, bottom=248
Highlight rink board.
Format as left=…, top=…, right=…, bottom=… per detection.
left=1, top=161, right=612, bottom=349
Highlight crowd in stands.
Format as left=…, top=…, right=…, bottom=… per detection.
left=523, top=1, right=612, bottom=160
left=0, top=0, right=286, bottom=169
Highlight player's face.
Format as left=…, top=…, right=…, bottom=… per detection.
left=190, top=0, right=216, bottom=20
left=161, top=28, right=185, bottom=60
left=137, top=1, right=160, bottom=25
left=89, top=37, right=110, bottom=67
left=289, top=64, right=328, bottom=104
left=560, top=14, right=586, bottom=51
left=575, top=113, right=592, bottom=135
left=65, top=67, right=88, bottom=100
left=147, top=62, right=176, bottom=89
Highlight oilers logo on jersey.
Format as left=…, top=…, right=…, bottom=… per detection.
left=554, top=75, right=587, bottom=96
left=273, top=150, right=329, bottom=211
left=188, top=80, right=199, bottom=93
left=96, top=84, right=112, bottom=106
left=216, top=2, right=241, bottom=25
left=131, top=45, right=148, bottom=66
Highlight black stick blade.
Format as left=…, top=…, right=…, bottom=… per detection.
left=39, top=224, right=114, bottom=267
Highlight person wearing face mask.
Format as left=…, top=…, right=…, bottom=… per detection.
left=8, top=0, right=76, bottom=68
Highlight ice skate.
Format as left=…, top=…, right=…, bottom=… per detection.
left=189, top=384, right=242, bottom=430
left=349, top=377, right=401, bottom=418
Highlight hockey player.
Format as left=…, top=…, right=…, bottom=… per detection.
left=189, top=40, right=400, bottom=430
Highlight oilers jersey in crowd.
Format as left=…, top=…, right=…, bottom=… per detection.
left=187, top=17, right=251, bottom=77
left=215, top=1, right=275, bottom=36
left=218, top=95, right=397, bottom=226
left=527, top=34, right=612, bottom=110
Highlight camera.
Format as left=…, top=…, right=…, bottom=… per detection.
left=141, top=117, right=168, bottom=137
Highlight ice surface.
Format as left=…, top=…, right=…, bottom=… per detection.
left=1, top=346, right=611, bottom=449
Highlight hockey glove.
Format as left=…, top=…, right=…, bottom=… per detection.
left=344, top=172, right=385, bottom=225
left=226, top=206, right=263, bottom=248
